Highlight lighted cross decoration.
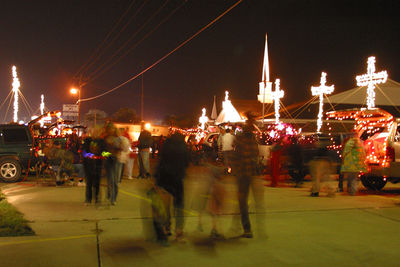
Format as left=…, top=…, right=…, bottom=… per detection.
left=199, top=107, right=208, bottom=130
left=356, top=56, right=388, bottom=109
left=311, top=72, right=334, bottom=133
left=11, top=66, right=21, bottom=123
left=272, top=79, right=284, bottom=124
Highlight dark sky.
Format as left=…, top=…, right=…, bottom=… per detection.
left=0, top=0, right=399, bottom=123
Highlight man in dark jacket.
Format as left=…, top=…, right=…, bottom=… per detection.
left=154, top=133, right=190, bottom=242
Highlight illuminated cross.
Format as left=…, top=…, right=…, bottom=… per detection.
left=199, top=108, right=208, bottom=130
left=311, top=72, right=334, bottom=133
left=272, top=79, right=284, bottom=124
left=11, top=66, right=21, bottom=123
left=356, top=56, right=388, bottom=109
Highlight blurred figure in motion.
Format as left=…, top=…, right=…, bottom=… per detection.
left=138, top=127, right=153, bottom=178
left=82, top=127, right=105, bottom=205
left=117, top=130, right=131, bottom=183
left=192, top=149, right=226, bottom=239
left=103, top=122, right=122, bottom=205
left=233, top=117, right=265, bottom=238
left=340, top=132, right=367, bottom=195
left=221, top=128, right=236, bottom=174
left=270, top=138, right=284, bottom=187
left=286, top=136, right=304, bottom=188
left=154, top=133, right=190, bottom=242
left=309, top=146, right=336, bottom=197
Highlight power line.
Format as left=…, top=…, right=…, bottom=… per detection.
left=74, top=0, right=139, bottom=78
left=80, top=0, right=244, bottom=103
left=86, top=0, right=170, bottom=82
left=87, top=0, right=185, bottom=83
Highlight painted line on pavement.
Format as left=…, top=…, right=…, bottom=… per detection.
left=119, top=189, right=198, bottom=216
left=370, top=195, right=400, bottom=203
left=0, top=234, right=96, bottom=246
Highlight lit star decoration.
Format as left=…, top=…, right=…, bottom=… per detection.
left=199, top=108, right=208, bottom=130
left=258, top=33, right=273, bottom=104
left=356, top=56, right=388, bottom=109
left=272, top=79, right=284, bottom=124
left=311, top=72, right=334, bottom=133
left=11, top=66, right=20, bottom=123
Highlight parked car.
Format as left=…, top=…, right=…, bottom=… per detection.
left=0, top=124, right=36, bottom=182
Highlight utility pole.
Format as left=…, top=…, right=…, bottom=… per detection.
left=141, top=74, right=144, bottom=121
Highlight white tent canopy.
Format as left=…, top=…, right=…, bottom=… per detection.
left=215, top=91, right=244, bottom=124
left=323, top=78, right=400, bottom=106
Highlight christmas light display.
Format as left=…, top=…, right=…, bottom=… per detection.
left=326, top=108, right=393, bottom=166
left=11, top=66, right=20, bottom=123
left=311, top=72, right=334, bottom=133
left=40, top=94, right=44, bottom=115
left=258, top=33, right=273, bottom=104
left=356, top=56, right=388, bottom=109
left=199, top=107, right=208, bottom=130
left=215, top=91, right=242, bottom=124
left=272, top=79, right=284, bottom=124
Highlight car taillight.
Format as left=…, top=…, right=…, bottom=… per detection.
left=386, top=146, right=395, bottom=162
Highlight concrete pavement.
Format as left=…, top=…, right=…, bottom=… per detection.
left=1, top=165, right=400, bottom=267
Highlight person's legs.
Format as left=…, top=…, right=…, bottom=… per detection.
left=141, top=151, right=150, bottom=176
left=125, top=157, right=134, bottom=178
left=310, top=160, right=320, bottom=195
left=238, top=175, right=251, bottom=235
left=138, top=152, right=145, bottom=177
left=347, top=172, right=358, bottom=195
left=174, top=181, right=185, bottom=236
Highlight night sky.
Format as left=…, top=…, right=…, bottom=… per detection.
left=0, top=0, right=399, bottom=124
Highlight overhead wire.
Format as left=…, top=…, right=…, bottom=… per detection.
left=0, top=91, right=13, bottom=111
left=375, top=84, right=400, bottom=114
left=74, top=0, right=139, bottom=78
left=79, top=0, right=244, bottom=103
left=87, top=0, right=186, bottom=83
left=86, top=0, right=170, bottom=82
left=3, top=96, right=13, bottom=123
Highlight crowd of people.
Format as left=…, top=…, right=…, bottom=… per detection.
left=36, top=117, right=368, bottom=246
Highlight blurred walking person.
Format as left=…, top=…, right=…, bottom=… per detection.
left=233, top=118, right=262, bottom=238
left=221, top=128, right=236, bottom=174
left=82, top=127, right=105, bottom=205
left=103, top=123, right=122, bottom=205
left=340, top=132, right=367, bottom=195
left=154, top=133, right=190, bottom=242
left=138, top=127, right=153, bottom=178
left=309, top=146, right=336, bottom=197
left=192, top=150, right=226, bottom=239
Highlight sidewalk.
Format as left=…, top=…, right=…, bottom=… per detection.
left=1, top=168, right=400, bottom=267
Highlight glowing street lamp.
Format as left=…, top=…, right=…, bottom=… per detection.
left=311, top=72, right=334, bottom=133
left=356, top=56, right=388, bottom=110
left=70, top=87, right=81, bottom=124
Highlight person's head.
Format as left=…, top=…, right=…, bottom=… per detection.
left=53, top=140, right=61, bottom=148
left=226, top=128, right=231, bottom=134
left=105, top=122, right=118, bottom=136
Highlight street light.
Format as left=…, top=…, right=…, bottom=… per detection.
left=70, top=87, right=81, bottom=125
